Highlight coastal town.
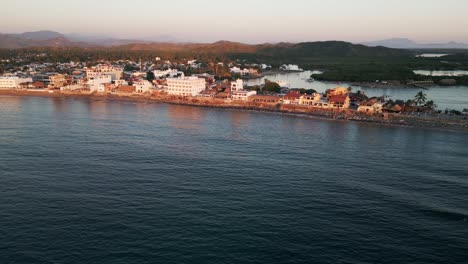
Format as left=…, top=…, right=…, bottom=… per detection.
left=1, top=58, right=467, bottom=130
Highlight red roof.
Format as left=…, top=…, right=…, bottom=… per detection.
left=284, top=91, right=302, bottom=100
left=329, top=95, right=348, bottom=103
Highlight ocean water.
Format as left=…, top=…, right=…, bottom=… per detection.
left=1, top=96, right=467, bottom=264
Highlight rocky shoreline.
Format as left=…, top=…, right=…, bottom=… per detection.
left=1, top=89, right=467, bottom=133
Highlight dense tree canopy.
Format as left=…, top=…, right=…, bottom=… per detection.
left=263, top=79, right=281, bottom=93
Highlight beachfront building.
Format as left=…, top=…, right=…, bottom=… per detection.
left=97, top=83, right=115, bottom=93
left=85, top=65, right=123, bottom=81
left=312, top=101, right=330, bottom=109
left=248, top=95, right=280, bottom=104
left=166, top=77, right=206, bottom=96
left=134, top=80, right=153, bottom=93
left=357, top=100, right=384, bottom=114
left=33, top=73, right=54, bottom=84
left=283, top=91, right=302, bottom=105
left=88, top=75, right=112, bottom=92
left=115, top=80, right=128, bottom=87
left=299, top=93, right=322, bottom=106
left=329, top=95, right=351, bottom=109
left=230, top=79, right=244, bottom=92
left=231, top=90, right=257, bottom=101
left=0, top=76, right=33, bottom=89
left=48, top=74, right=67, bottom=89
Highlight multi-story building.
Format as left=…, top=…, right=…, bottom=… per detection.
left=283, top=91, right=302, bottom=105
left=230, top=79, right=244, bottom=92
left=166, top=77, right=206, bottom=96
left=48, top=74, right=67, bottom=89
left=358, top=99, right=384, bottom=114
left=0, top=76, right=33, bottom=89
left=85, top=65, right=123, bottom=81
left=87, top=75, right=112, bottom=92
left=134, top=80, right=153, bottom=93
left=299, top=93, right=322, bottom=106
left=329, top=95, right=351, bottom=109
left=114, top=80, right=128, bottom=87
left=231, top=90, right=257, bottom=101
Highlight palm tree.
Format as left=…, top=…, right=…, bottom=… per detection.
left=414, top=91, right=427, bottom=106
left=424, top=100, right=437, bottom=111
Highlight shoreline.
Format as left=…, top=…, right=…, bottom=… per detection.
left=1, top=89, right=467, bottom=133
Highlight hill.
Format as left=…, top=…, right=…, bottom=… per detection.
left=0, top=31, right=91, bottom=49
left=17, top=30, right=65, bottom=40
left=361, top=38, right=468, bottom=49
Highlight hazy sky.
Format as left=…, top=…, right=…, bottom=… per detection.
left=2, top=0, right=468, bottom=43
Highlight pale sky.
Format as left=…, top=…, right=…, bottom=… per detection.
left=2, top=0, right=468, bottom=43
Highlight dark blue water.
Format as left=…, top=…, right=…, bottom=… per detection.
left=1, top=96, right=467, bottom=264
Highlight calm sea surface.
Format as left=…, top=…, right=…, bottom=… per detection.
left=245, top=71, right=468, bottom=111
left=1, top=96, right=467, bottom=264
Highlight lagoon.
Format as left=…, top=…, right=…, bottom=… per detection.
left=245, top=71, right=468, bottom=110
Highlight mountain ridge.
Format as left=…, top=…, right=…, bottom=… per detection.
left=2, top=31, right=468, bottom=53
left=361, top=38, right=468, bottom=49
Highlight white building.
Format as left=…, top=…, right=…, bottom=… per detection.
left=230, top=67, right=241, bottom=74
left=166, top=77, right=206, bottom=96
left=114, top=80, right=128, bottom=87
left=0, top=76, right=33, bottom=89
left=280, top=64, right=303, bottom=71
left=134, top=80, right=153, bottom=93
left=230, top=67, right=250, bottom=75
left=231, top=79, right=244, bottom=92
left=357, top=102, right=384, bottom=114
left=85, top=65, right=123, bottom=81
left=153, top=68, right=184, bottom=78
left=87, top=75, right=112, bottom=92
left=232, top=90, right=257, bottom=101
left=97, top=84, right=107, bottom=93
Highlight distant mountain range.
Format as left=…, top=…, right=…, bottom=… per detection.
left=1, top=31, right=468, bottom=51
left=360, top=38, right=468, bottom=49
left=0, top=30, right=92, bottom=49
left=0, top=30, right=178, bottom=49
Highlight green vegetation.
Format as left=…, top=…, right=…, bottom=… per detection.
left=146, top=71, right=155, bottom=83
left=445, top=109, right=463, bottom=115
left=424, top=100, right=437, bottom=109
left=263, top=79, right=281, bottom=93
left=1, top=41, right=467, bottom=83
left=312, top=64, right=417, bottom=82
left=297, top=88, right=317, bottom=94
left=414, top=91, right=427, bottom=106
